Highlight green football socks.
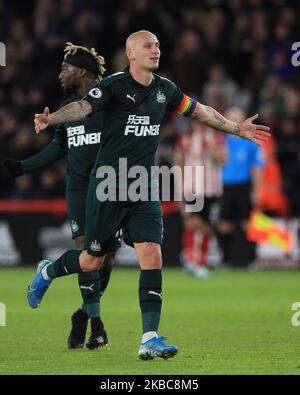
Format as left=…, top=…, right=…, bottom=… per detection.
left=139, top=269, right=162, bottom=334
left=46, top=250, right=82, bottom=279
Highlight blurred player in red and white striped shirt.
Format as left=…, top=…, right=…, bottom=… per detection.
left=174, top=119, right=226, bottom=278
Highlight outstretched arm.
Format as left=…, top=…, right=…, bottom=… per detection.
left=0, top=142, right=66, bottom=180
left=21, top=139, right=67, bottom=173
left=34, top=101, right=92, bottom=133
left=0, top=125, right=67, bottom=180
left=190, top=102, right=270, bottom=146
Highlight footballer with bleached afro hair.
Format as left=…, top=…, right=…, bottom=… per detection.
left=63, top=42, right=106, bottom=82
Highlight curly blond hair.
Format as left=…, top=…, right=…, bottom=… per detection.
left=64, top=42, right=106, bottom=82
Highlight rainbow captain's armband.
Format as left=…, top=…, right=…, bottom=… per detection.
left=175, top=95, right=197, bottom=117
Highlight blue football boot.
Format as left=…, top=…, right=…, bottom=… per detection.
left=138, top=336, right=178, bottom=360
left=27, top=260, right=52, bottom=309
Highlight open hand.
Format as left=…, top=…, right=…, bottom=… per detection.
left=34, top=107, right=50, bottom=134
left=239, top=114, right=270, bottom=146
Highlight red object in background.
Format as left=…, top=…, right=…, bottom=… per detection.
left=0, top=200, right=179, bottom=217
left=161, top=201, right=180, bottom=216
left=257, top=136, right=289, bottom=216
left=182, top=229, right=209, bottom=267
left=0, top=199, right=67, bottom=216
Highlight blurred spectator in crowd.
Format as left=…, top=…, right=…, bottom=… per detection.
left=37, top=169, right=65, bottom=199
left=11, top=175, right=38, bottom=200
left=217, top=107, right=265, bottom=267
left=257, top=75, right=286, bottom=120
left=276, top=116, right=300, bottom=216
left=202, top=64, right=239, bottom=112
left=111, top=48, right=128, bottom=74
left=174, top=119, right=226, bottom=278
left=172, top=29, right=208, bottom=96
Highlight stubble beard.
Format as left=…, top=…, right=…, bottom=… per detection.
left=62, top=83, right=77, bottom=95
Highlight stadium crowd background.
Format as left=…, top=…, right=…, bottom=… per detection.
left=0, top=0, right=300, bottom=217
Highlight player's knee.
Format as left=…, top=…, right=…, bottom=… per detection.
left=80, top=251, right=103, bottom=271
left=135, top=243, right=162, bottom=269
left=150, top=250, right=162, bottom=267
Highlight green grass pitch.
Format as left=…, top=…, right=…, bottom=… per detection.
left=0, top=267, right=300, bottom=375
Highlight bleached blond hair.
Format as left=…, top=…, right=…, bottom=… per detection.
left=64, top=42, right=106, bottom=82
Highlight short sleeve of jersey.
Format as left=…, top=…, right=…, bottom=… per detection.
left=83, top=82, right=112, bottom=113
left=164, top=79, right=197, bottom=117
left=165, top=79, right=184, bottom=112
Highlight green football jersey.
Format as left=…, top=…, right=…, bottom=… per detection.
left=22, top=95, right=102, bottom=178
left=54, top=95, right=102, bottom=178
left=84, top=67, right=188, bottom=189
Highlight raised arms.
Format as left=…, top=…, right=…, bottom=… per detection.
left=34, top=100, right=92, bottom=133
left=190, top=102, right=270, bottom=146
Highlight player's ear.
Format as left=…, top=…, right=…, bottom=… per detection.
left=79, top=68, right=87, bottom=78
left=126, top=48, right=134, bottom=61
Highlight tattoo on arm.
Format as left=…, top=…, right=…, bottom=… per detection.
left=212, top=109, right=226, bottom=128
left=203, top=106, right=227, bottom=129
left=49, top=100, right=92, bottom=126
left=234, top=123, right=241, bottom=135
left=191, top=103, right=239, bottom=135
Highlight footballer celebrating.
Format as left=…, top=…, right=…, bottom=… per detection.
left=30, top=30, right=270, bottom=360
left=1, top=43, right=120, bottom=350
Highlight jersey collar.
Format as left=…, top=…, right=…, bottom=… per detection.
left=124, top=66, right=156, bottom=89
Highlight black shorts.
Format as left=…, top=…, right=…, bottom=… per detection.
left=83, top=175, right=163, bottom=256
left=66, top=173, right=89, bottom=239
left=219, top=183, right=252, bottom=222
left=66, top=172, right=121, bottom=251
